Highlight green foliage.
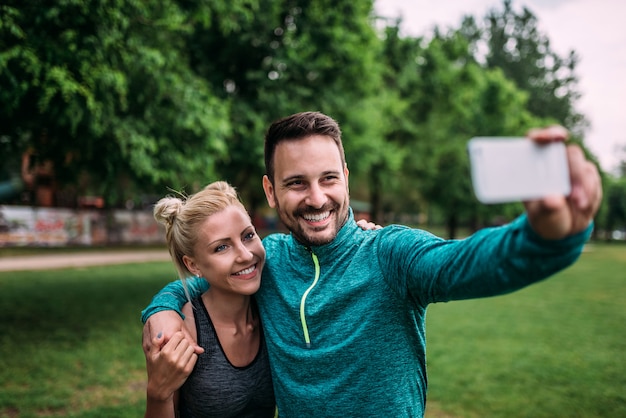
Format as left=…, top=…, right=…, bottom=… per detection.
left=161, top=0, right=385, bottom=210
left=378, top=24, right=543, bottom=236
left=1, top=1, right=231, bottom=204
left=596, top=176, right=626, bottom=236
left=478, top=0, right=587, bottom=135
left=0, top=0, right=593, bottom=228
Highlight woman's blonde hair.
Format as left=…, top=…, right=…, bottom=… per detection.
left=153, top=181, right=247, bottom=279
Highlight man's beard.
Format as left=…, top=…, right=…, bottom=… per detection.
left=277, top=200, right=349, bottom=247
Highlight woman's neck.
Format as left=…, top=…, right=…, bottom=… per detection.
left=201, top=290, right=256, bottom=334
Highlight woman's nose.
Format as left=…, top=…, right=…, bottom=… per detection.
left=236, top=242, right=254, bottom=261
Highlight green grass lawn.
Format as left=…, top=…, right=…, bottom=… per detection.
left=425, top=243, right=626, bottom=417
left=0, top=243, right=624, bottom=417
left=0, top=261, right=178, bottom=418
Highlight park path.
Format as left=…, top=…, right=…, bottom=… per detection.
left=0, top=249, right=170, bottom=272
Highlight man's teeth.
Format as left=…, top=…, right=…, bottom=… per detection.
left=235, top=265, right=255, bottom=275
left=303, top=211, right=330, bottom=222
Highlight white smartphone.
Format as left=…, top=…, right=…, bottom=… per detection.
left=467, top=137, right=571, bottom=204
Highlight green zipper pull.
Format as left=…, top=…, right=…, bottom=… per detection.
left=299, top=251, right=320, bottom=348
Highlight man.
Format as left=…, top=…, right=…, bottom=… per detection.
left=142, top=111, right=602, bottom=417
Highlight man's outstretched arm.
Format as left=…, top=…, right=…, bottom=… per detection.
left=141, top=277, right=208, bottom=323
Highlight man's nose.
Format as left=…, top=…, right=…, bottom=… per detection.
left=305, top=183, right=326, bottom=208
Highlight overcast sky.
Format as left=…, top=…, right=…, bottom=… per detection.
left=375, top=0, right=626, bottom=174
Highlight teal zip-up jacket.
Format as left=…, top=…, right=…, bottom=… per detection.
left=142, top=210, right=591, bottom=417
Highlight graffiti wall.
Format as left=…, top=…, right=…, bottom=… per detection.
left=0, top=205, right=165, bottom=247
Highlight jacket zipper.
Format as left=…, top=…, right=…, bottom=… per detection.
left=299, top=251, right=320, bottom=348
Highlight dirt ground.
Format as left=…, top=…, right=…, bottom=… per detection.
left=0, top=249, right=170, bottom=272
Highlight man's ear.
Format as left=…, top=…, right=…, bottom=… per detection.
left=262, top=175, right=277, bottom=208
left=182, top=255, right=200, bottom=276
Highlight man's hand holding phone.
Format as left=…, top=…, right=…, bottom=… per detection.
left=524, top=126, right=602, bottom=240
left=468, top=126, right=602, bottom=240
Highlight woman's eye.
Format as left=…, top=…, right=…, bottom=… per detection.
left=215, top=244, right=228, bottom=252
left=244, top=231, right=256, bottom=241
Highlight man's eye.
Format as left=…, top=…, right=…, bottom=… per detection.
left=286, top=180, right=306, bottom=189
left=320, top=176, right=339, bottom=184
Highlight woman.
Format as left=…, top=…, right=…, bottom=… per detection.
left=144, top=181, right=275, bottom=418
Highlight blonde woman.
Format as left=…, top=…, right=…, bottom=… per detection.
left=145, top=181, right=275, bottom=418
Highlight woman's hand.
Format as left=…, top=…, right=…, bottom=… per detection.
left=357, top=219, right=382, bottom=230
left=145, top=331, right=198, bottom=402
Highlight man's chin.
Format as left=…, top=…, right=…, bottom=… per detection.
left=291, top=213, right=343, bottom=246
left=301, top=230, right=336, bottom=246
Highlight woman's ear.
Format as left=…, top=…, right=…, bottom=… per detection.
left=182, top=255, right=200, bottom=276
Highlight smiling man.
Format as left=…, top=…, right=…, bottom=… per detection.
left=262, top=132, right=350, bottom=247
left=142, top=111, right=602, bottom=417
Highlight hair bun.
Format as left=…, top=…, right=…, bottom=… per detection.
left=154, top=196, right=184, bottom=228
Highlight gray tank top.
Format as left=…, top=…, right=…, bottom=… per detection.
left=178, top=297, right=275, bottom=418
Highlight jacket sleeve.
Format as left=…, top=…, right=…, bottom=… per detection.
left=379, top=214, right=593, bottom=306
left=140, top=276, right=209, bottom=323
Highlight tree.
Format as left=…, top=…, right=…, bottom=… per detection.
left=600, top=177, right=626, bottom=239
left=0, top=1, right=233, bottom=206
left=185, top=0, right=388, bottom=216
left=1, top=0, right=392, bottom=213
left=473, top=0, right=586, bottom=135
left=378, top=23, right=543, bottom=237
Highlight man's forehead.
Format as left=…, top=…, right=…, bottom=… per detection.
left=274, top=140, right=343, bottom=177
left=273, top=136, right=341, bottom=160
